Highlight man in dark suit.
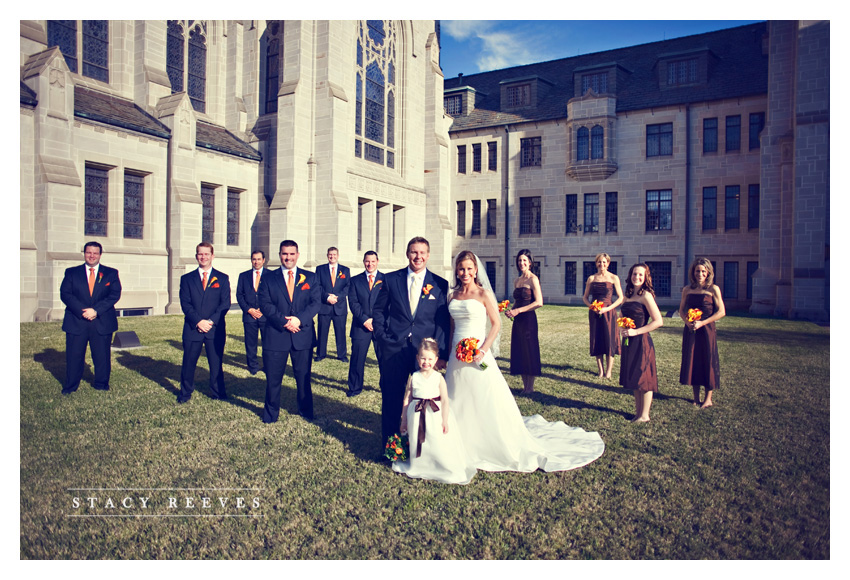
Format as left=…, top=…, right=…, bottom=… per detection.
left=372, top=237, right=450, bottom=448
left=346, top=250, right=384, bottom=398
left=236, top=250, right=267, bottom=375
left=315, top=246, right=350, bottom=362
left=59, top=241, right=122, bottom=394
left=258, top=240, right=321, bottom=422
left=177, top=242, right=231, bottom=403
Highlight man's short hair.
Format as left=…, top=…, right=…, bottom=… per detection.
left=327, top=247, right=339, bottom=254
left=406, top=237, right=430, bottom=253
left=363, top=250, right=378, bottom=261
left=280, top=240, right=299, bottom=252
left=196, top=241, right=214, bottom=254
left=83, top=241, right=103, bottom=254
left=251, top=250, right=266, bottom=259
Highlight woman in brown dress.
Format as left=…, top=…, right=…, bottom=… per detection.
left=506, top=249, right=543, bottom=394
left=618, top=263, right=663, bottom=423
left=678, top=258, right=725, bottom=409
left=582, top=253, right=624, bottom=379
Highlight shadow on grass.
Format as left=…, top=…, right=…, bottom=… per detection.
left=32, top=348, right=94, bottom=390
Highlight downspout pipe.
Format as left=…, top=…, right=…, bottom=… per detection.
left=503, top=125, right=511, bottom=300
left=684, top=104, right=691, bottom=286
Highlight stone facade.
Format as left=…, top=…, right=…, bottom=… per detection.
left=20, top=20, right=450, bottom=322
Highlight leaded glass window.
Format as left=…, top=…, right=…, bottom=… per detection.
left=227, top=189, right=240, bottom=246
left=647, top=123, right=673, bottom=157
left=605, top=192, right=618, bottom=233
left=188, top=26, right=207, bottom=113
left=201, top=185, right=215, bottom=244
left=266, top=38, right=280, bottom=114
left=645, top=261, right=672, bottom=297
left=355, top=20, right=397, bottom=168
left=646, top=189, right=673, bottom=231
left=82, top=20, right=108, bottom=82
left=726, top=115, right=741, bottom=152
left=85, top=166, right=109, bottom=237
left=584, top=194, right=599, bottom=233
left=519, top=196, right=541, bottom=235
left=725, top=185, right=740, bottom=230
left=703, top=187, right=717, bottom=231
left=124, top=172, right=144, bottom=239
left=487, top=199, right=497, bottom=236
left=167, top=21, right=207, bottom=113
left=565, top=194, right=578, bottom=234
left=591, top=125, right=604, bottom=159
left=703, top=118, right=718, bottom=153
left=167, top=21, right=185, bottom=93
left=577, top=127, right=589, bottom=161
left=564, top=262, right=577, bottom=295
left=471, top=200, right=481, bottom=236
left=48, top=20, right=78, bottom=73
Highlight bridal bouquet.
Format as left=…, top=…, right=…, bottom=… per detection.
left=617, top=317, right=636, bottom=347
left=589, top=300, right=604, bottom=317
left=456, top=337, right=487, bottom=370
left=687, top=308, right=703, bottom=332
left=384, top=434, right=409, bottom=462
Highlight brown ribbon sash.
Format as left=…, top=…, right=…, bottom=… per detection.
left=412, top=397, right=441, bottom=457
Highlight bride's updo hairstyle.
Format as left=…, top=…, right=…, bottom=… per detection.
left=418, top=337, right=440, bottom=357
left=453, top=250, right=482, bottom=289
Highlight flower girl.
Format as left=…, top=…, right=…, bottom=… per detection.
left=392, top=338, right=476, bottom=484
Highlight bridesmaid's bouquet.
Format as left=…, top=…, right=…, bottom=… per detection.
left=687, top=308, right=703, bottom=332
left=456, top=337, right=487, bottom=370
left=589, top=300, right=604, bottom=317
left=384, top=434, right=409, bottom=462
left=617, top=317, right=636, bottom=346
left=498, top=300, right=513, bottom=319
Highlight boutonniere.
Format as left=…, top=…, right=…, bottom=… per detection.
left=105, top=282, right=111, bottom=287
left=374, top=279, right=383, bottom=286
left=302, top=283, right=311, bottom=290
left=97, top=272, right=103, bottom=284
left=297, top=273, right=306, bottom=286
left=421, top=284, right=434, bottom=299
left=339, top=272, right=346, bottom=279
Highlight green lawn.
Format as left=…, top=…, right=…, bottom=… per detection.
left=20, top=307, right=829, bottom=559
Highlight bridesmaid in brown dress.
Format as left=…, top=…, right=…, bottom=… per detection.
left=678, top=258, right=725, bottom=409
left=506, top=249, right=543, bottom=394
left=582, top=253, right=624, bottom=379
left=618, top=263, right=664, bottom=423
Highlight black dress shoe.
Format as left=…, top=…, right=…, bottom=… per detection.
left=314, top=356, right=326, bottom=362
left=337, top=356, right=349, bottom=362
left=93, top=385, right=110, bottom=391
left=177, top=398, right=190, bottom=404
left=346, top=390, right=362, bottom=398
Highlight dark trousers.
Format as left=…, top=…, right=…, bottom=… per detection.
left=263, top=348, right=313, bottom=422
left=347, top=335, right=381, bottom=395
left=64, top=327, right=112, bottom=392
left=317, top=312, right=348, bottom=358
left=179, top=335, right=226, bottom=401
left=378, top=342, right=417, bottom=445
left=242, top=318, right=265, bottom=373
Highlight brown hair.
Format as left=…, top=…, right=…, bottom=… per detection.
left=418, top=337, right=440, bottom=358
left=453, top=250, right=482, bottom=289
left=688, top=257, right=715, bottom=289
left=196, top=242, right=214, bottom=254
left=406, top=237, right=430, bottom=253
left=624, top=263, right=655, bottom=298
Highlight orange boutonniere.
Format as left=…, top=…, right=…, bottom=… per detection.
left=339, top=272, right=346, bottom=279
left=421, top=284, right=433, bottom=298
left=297, top=273, right=306, bottom=286
left=105, top=282, right=111, bottom=287
left=374, top=279, right=382, bottom=286
left=97, top=272, right=103, bottom=284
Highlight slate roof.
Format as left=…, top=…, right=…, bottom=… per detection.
left=444, top=22, right=769, bottom=132
left=196, top=121, right=262, bottom=161
left=74, top=86, right=171, bottom=139
left=20, top=82, right=37, bottom=107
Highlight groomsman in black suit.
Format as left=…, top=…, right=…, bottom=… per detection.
left=346, top=250, right=384, bottom=398
left=258, top=240, right=322, bottom=422
left=315, top=247, right=350, bottom=362
left=372, top=237, right=450, bottom=447
left=236, top=250, right=267, bottom=375
left=177, top=242, right=231, bottom=403
left=59, top=241, right=122, bottom=394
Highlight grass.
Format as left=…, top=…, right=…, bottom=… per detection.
left=20, top=306, right=829, bottom=559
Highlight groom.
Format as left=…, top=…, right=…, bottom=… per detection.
left=372, top=237, right=450, bottom=451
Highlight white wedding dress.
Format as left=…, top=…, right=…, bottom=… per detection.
left=446, top=299, right=605, bottom=473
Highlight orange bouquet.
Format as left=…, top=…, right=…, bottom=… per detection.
left=617, top=317, right=636, bottom=346
left=687, top=308, right=703, bottom=332
left=589, top=300, right=604, bottom=317
left=456, top=337, right=487, bottom=369
left=384, top=434, right=409, bottom=462
left=498, top=300, right=511, bottom=319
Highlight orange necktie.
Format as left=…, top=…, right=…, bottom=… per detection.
left=254, top=270, right=260, bottom=291
left=88, top=267, right=95, bottom=295
left=287, top=270, right=294, bottom=300
left=368, top=274, right=374, bottom=290
left=202, top=271, right=208, bottom=290
left=331, top=266, right=336, bottom=289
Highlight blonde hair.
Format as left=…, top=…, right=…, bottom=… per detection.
left=418, top=338, right=440, bottom=358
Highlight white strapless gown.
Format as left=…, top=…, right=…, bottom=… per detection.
left=446, top=299, right=605, bottom=473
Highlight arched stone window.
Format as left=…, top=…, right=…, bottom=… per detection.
left=167, top=20, right=207, bottom=113
left=354, top=20, right=397, bottom=169
left=591, top=125, right=604, bottom=159
left=47, top=20, right=109, bottom=82
left=577, top=127, right=589, bottom=160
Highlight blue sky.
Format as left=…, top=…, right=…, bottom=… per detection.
left=439, top=20, right=763, bottom=79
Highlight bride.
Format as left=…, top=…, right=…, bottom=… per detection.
left=446, top=251, right=605, bottom=473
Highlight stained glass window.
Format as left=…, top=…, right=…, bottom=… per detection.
left=85, top=166, right=109, bottom=237
left=167, top=21, right=184, bottom=93
left=355, top=20, right=396, bottom=168
left=124, top=172, right=144, bottom=239
left=201, top=185, right=215, bottom=244
left=266, top=38, right=280, bottom=114
left=188, top=26, right=207, bottom=113
left=167, top=21, right=206, bottom=113
left=82, top=20, right=108, bottom=82
left=48, top=20, right=78, bottom=73
left=227, top=189, right=240, bottom=246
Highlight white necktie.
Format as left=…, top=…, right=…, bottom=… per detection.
left=409, top=273, right=419, bottom=315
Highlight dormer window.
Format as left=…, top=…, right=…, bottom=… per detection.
left=667, top=58, right=698, bottom=86
left=581, top=72, right=608, bottom=94
left=657, top=48, right=714, bottom=89
left=500, top=76, right=552, bottom=111
left=444, top=94, right=462, bottom=116
left=506, top=83, right=531, bottom=108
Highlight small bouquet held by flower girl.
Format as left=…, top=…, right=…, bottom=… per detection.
left=384, top=434, right=409, bottom=462
left=456, top=337, right=487, bottom=370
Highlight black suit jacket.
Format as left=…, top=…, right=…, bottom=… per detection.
left=258, top=268, right=321, bottom=351
left=60, top=264, right=121, bottom=335
left=372, top=268, right=450, bottom=361
left=348, top=270, right=384, bottom=340
left=179, top=268, right=231, bottom=343
left=316, top=263, right=350, bottom=316
left=236, top=268, right=267, bottom=323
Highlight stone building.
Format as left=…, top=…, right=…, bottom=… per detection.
left=445, top=21, right=829, bottom=320
left=20, top=20, right=451, bottom=322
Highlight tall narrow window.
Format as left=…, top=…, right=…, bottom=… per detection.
left=748, top=184, right=760, bottom=230
left=749, top=112, right=765, bottom=150
left=485, top=262, right=497, bottom=289
left=48, top=20, right=109, bottom=82
left=703, top=187, right=717, bottom=231
left=486, top=199, right=497, bottom=236
left=166, top=21, right=185, bottom=93
left=583, top=261, right=596, bottom=284
left=355, top=20, right=397, bottom=168
left=703, top=118, right=718, bottom=153
left=167, top=21, right=207, bottom=113
left=591, top=125, right=604, bottom=159
left=471, top=200, right=481, bottom=237
left=520, top=137, right=542, bottom=167
left=519, top=197, right=541, bottom=235
left=188, top=26, right=207, bottom=113
left=488, top=142, right=498, bottom=171
left=565, top=194, right=578, bottom=234
left=646, top=190, right=673, bottom=231
left=577, top=127, right=589, bottom=161
left=227, top=189, right=240, bottom=246
left=456, top=201, right=466, bottom=237
left=201, top=185, right=215, bottom=244
left=726, top=115, right=741, bottom=152
left=725, top=185, right=740, bottom=230
left=584, top=194, right=599, bottom=233
left=564, top=262, right=577, bottom=295
left=472, top=144, right=482, bottom=172
left=266, top=37, right=280, bottom=114
left=48, top=20, right=78, bottom=73
left=457, top=145, right=467, bottom=174
left=605, top=192, right=618, bottom=233
left=647, top=123, right=673, bottom=157
left=357, top=200, right=364, bottom=252
left=85, top=165, right=109, bottom=237
left=723, top=262, right=739, bottom=299
left=123, top=172, right=144, bottom=239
